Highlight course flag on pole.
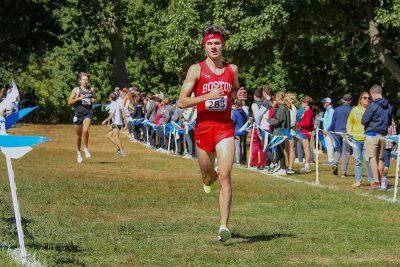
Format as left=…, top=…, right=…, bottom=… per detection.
left=0, top=81, right=50, bottom=260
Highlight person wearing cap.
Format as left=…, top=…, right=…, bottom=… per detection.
left=320, top=97, right=335, bottom=164
left=329, top=93, right=352, bottom=177
left=361, top=84, right=393, bottom=189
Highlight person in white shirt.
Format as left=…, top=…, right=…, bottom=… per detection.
left=102, top=92, right=126, bottom=156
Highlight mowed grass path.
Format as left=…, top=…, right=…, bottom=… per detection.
left=0, top=124, right=398, bottom=265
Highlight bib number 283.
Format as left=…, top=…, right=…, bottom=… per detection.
left=205, top=96, right=227, bottom=111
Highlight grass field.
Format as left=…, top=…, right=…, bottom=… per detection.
left=0, top=124, right=399, bottom=266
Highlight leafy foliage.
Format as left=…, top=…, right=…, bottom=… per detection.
left=1, top=0, right=400, bottom=121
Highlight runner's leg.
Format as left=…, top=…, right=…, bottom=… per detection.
left=82, top=118, right=91, bottom=150
left=113, top=128, right=124, bottom=152
left=74, top=124, right=83, bottom=152
left=197, top=146, right=217, bottom=186
left=106, top=129, right=118, bottom=147
left=215, top=137, right=234, bottom=226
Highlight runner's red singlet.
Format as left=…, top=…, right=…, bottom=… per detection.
left=194, top=60, right=235, bottom=152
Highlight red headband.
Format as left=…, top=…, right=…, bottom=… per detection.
left=202, top=33, right=224, bottom=45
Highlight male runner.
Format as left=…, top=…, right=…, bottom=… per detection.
left=178, top=25, right=247, bottom=242
left=68, top=72, right=97, bottom=163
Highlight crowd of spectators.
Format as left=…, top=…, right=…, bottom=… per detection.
left=101, top=83, right=400, bottom=191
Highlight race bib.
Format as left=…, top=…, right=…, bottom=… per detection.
left=205, top=96, right=227, bottom=111
left=82, top=98, right=91, bottom=105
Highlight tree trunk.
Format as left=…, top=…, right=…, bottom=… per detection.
left=367, top=1, right=400, bottom=83
left=108, top=15, right=127, bottom=88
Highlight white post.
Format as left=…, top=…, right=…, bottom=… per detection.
left=393, top=135, right=400, bottom=202
left=167, top=132, right=172, bottom=154
left=174, top=131, right=178, bottom=154
left=5, top=156, right=27, bottom=258
left=247, top=123, right=255, bottom=168
left=315, top=128, right=320, bottom=185
left=146, top=126, right=149, bottom=145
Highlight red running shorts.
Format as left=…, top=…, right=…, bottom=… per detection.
left=194, top=122, right=234, bottom=153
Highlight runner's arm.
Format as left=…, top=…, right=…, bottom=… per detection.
left=231, top=64, right=247, bottom=101
left=67, top=88, right=84, bottom=105
left=102, top=111, right=115, bottom=125
left=91, top=88, right=97, bottom=103
left=178, top=64, right=224, bottom=109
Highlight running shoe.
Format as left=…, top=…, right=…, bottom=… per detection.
left=351, top=182, right=362, bottom=188
left=218, top=225, right=231, bottom=242
left=341, top=172, right=347, bottom=178
left=119, top=151, right=127, bottom=157
left=203, top=180, right=217, bottom=194
left=77, top=152, right=83, bottom=163
left=83, top=148, right=91, bottom=158
left=294, top=158, right=300, bottom=163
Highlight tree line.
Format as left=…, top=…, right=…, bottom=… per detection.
left=1, top=0, right=399, bottom=122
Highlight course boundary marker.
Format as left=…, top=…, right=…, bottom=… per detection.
left=131, top=136, right=399, bottom=205
left=0, top=242, right=43, bottom=267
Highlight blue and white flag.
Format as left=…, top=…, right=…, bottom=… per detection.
left=318, top=131, right=327, bottom=150
left=0, top=135, right=50, bottom=159
left=5, top=107, right=38, bottom=130
left=266, top=135, right=286, bottom=152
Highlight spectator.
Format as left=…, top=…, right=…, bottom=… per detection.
left=347, top=92, right=373, bottom=188
left=329, top=93, right=352, bottom=177
left=171, top=101, right=185, bottom=155
left=262, top=84, right=273, bottom=105
left=320, top=97, right=335, bottom=164
left=156, top=97, right=174, bottom=150
left=296, top=95, right=314, bottom=173
left=382, top=119, right=397, bottom=190
left=268, top=92, right=291, bottom=175
left=285, top=93, right=297, bottom=174
left=361, top=84, right=393, bottom=189
left=130, top=96, right=145, bottom=141
left=260, top=95, right=275, bottom=170
left=233, top=99, right=249, bottom=165
left=183, top=106, right=197, bottom=158
left=250, top=89, right=268, bottom=169
left=144, top=95, right=157, bottom=147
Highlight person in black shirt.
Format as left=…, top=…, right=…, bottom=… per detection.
left=67, top=72, right=97, bottom=163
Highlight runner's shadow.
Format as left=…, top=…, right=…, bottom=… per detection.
left=87, top=161, right=118, bottom=164
left=227, top=233, right=296, bottom=245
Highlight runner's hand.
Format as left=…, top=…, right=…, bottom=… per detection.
left=76, top=95, right=85, bottom=101
left=208, top=86, right=224, bottom=100
left=237, top=87, right=247, bottom=100
left=102, top=120, right=107, bottom=125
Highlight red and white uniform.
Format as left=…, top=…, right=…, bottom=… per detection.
left=194, top=60, right=235, bottom=152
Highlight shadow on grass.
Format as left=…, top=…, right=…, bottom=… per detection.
left=87, top=161, right=118, bottom=164
left=1, top=216, right=85, bottom=265
left=228, top=233, right=296, bottom=245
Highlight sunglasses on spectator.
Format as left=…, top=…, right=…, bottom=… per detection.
left=362, top=96, right=371, bottom=100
